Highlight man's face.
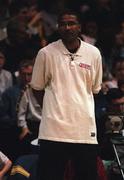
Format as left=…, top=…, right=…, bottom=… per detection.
left=58, top=14, right=81, bottom=42
left=20, top=65, right=33, bottom=85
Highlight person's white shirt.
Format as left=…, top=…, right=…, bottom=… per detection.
left=30, top=39, right=102, bottom=144
left=17, top=85, right=42, bottom=129
left=0, top=69, right=13, bottom=97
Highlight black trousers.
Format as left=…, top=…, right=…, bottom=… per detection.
left=38, top=140, right=98, bottom=180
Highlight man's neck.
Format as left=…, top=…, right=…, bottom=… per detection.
left=63, top=38, right=80, bottom=53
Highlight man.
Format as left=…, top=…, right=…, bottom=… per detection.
left=17, top=83, right=42, bottom=156
left=17, top=84, right=42, bottom=141
left=0, top=14, right=41, bottom=73
left=0, top=59, right=34, bottom=161
left=0, top=51, right=13, bottom=99
left=30, top=9, right=103, bottom=180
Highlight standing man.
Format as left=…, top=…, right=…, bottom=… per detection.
left=30, top=9, right=103, bottom=180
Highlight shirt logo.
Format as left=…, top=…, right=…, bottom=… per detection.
left=91, top=132, right=95, bottom=137
left=79, top=63, right=91, bottom=70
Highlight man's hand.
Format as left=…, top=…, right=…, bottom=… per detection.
left=19, top=127, right=31, bottom=140
left=31, top=88, right=44, bottom=108
left=0, top=159, right=12, bottom=180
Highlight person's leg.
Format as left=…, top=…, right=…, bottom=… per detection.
left=73, top=144, right=98, bottom=180
left=38, top=140, right=68, bottom=180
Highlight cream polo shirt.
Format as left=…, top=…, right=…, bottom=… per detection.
left=30, top=39, right=102, bottom=144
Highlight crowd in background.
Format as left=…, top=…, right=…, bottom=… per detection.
left=0, top=0, right=124, bottom=179
left=0, top=0, right=124, bottom=73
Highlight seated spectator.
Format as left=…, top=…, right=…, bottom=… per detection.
left=17, top=84, right=42, bottom=141
left=111, top=32, right=124, bottom=60
left=81, top=20, right=98, bottom=46
left=16, top=84, right=43, bottom=155
left=38, top=1, right=59, bottom=41
left=0, top=59, right=34, bottom=161
left=108, top=57, right=124, bottom=89
left=0, top=51, right=13, bottom=99
left=107, top=79, right=124, bottom=114
left=0, top=14, right=41, bottom=73
left=26, top=4, right=47, bottom=47
left=0, top=151, right=12, bottom=180
left=0, top=0, right=10, bottom=41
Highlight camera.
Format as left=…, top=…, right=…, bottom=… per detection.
left=105, top=115, right=124, bottom=134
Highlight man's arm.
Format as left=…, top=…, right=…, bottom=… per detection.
left=0, top=152, right=12, bottom=179
left=31, top=88, right=45, bottom=108
left=0, top=159, right=12, bottom=179
left=17, top=88, right=31, bottom=140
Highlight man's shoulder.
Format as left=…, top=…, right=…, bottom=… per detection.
left=39, top=40, right=61, bottom=53
left=81, top=40, right=101, bottom=54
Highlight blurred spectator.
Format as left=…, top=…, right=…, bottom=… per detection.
left=110, top=57, right=124, bottom=88
left=16, top=83, right=42, bottom=155
left=26, top=4, right=47, bottom=47
left=107, top=79, right=124, bottom=114
left=110, top=31, right=124, bottom=68
left=0, top=51, right=13, bottom=100
left=0, top=59, right=34, bottom=161
left=0, top=7, right=41, bottom=73
left=0, top=0, right=11, bottom=41
left=81, top=20, right=98, bottom=46
left=38, top=0, right=63, bottom=40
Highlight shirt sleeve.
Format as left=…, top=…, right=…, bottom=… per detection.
left=92, top=50, right=103, bottom=94
left=0, top=151, right=9, bottom=164
left=7, top=72, right=13, bottom=89
left=17, top=90, right=28, bottom=128
left=30, top=49, right=51, bottom=90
